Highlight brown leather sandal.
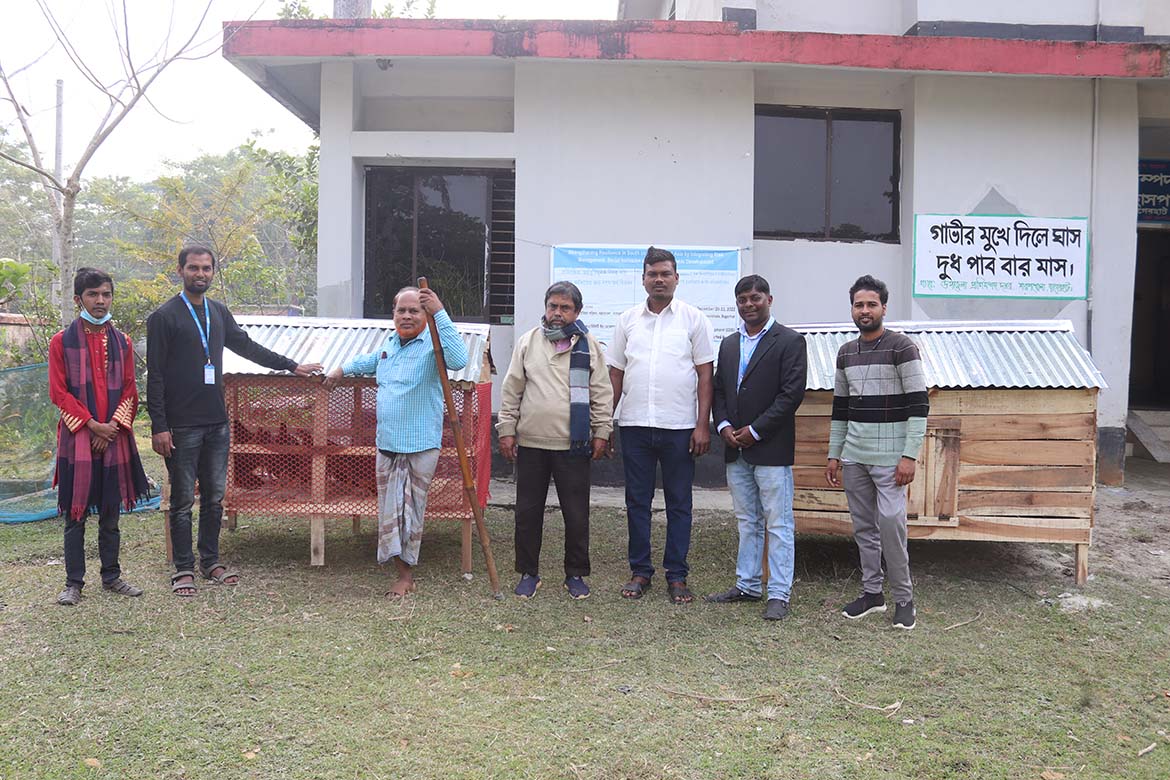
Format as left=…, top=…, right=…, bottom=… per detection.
left=668, top=580, right=695, bottom=604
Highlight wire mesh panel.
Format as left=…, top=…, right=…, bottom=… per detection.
left=224, top=376, right=491, bottom=521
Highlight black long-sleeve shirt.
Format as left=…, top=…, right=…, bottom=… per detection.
left=146, top=294, right=297, bottom=434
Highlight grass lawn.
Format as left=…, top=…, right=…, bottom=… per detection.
left=2, top=473, right=1170, bottom=778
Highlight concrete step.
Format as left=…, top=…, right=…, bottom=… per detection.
left=1128, top=411, right=1170, bottom=463
left=1133, top=409, right=1170, bottom=426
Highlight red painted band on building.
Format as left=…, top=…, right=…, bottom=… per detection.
left=222, top=18, right=1169, bottom=79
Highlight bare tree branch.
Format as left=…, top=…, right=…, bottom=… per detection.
left=0, top=150, right=66, bottom=192
left=8, top=42, right=59, bottom=80
left=0, top=62, right=63, bottom=215
left=34, top=0, right=116, bottom=100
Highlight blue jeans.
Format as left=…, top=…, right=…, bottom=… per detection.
left=166, top=422, right=230, bottom=574
left=726, top=455, right=795, bottom=601
left=621, top=426, right=695, bottom=583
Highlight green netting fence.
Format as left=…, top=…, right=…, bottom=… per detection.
left=0, top=363, right=158, bottom=523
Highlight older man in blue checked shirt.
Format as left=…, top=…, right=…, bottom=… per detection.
left=324, top=286, right=468, bottom=598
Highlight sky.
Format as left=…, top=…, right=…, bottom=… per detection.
left=1, top=0, right=617, bottom=182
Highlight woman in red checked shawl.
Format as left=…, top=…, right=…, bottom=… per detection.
left=48, top=268, right=150, bottom=606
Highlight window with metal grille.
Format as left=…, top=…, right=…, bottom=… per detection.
left=488, top=173, right=515, bottom=324
left=364, top=167, right=515, bottom=323
left=754, top=107, right=900, bottom=242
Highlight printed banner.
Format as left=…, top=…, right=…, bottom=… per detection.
left=913, top=214, right=1089, bottom=300
left=1139, top=159, right=1170, bottom=223
left=550, top=245, right=741, bottom=353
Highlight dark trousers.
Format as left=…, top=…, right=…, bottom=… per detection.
left=166, top=422, right=230, bottom=573
left=63, top=504, right=121, bottom=588
left=620, top=426, right=695, bottom=583
left=513, top=446, right=591, bottom=578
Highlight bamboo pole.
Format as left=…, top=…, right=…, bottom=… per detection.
left=417, top=277, right=502, bottom=598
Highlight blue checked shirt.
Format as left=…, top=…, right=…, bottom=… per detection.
left=341, top=309, right=469, bottom=454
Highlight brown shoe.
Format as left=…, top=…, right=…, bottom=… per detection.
left=56, top=585, right=81, bottom=606
left=102, top=578, right=143, bottom=597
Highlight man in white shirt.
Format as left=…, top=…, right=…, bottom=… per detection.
left=608, top=247, right=715, bottom=604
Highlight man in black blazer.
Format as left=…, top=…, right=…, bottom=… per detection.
left=705, top=275, right=807, bottom=621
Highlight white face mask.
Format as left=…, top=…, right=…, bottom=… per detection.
left=79, top=309, right=112, bottom=326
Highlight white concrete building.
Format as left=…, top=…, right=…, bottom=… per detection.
left=224, top=1, right=1170, bottom=482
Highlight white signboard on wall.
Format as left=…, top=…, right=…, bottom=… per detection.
left=913, top=214, right=1089, bottom=300
left=550, top=244, right=741, bottom=353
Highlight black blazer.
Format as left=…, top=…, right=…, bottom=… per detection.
left=712, top=322, right=807, bottom=466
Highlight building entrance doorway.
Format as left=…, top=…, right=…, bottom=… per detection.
left=1130, top=228, right=1170, bottom=408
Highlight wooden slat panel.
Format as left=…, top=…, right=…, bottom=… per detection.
left=795, top=416, right=831, bottom=441
left=957, top=490, right=1093, bottom=518
left=795, top=391, right=834, bottom=416
left=909, top=516, right=1091, bottom=543
left=958, top=465, right=1094, bottom=491
left=794, top=488, right=850, bottom=512
left=794, top=511, right=853, bottom=535
left=932, top=427, right=960, bottom=518
left=960, top=413, right=1095, bottom=441
left=799, top=389, right=1096, bottom=417
left=960, top=440, right=1094, bottom=467
left=794, top=442, right=832, bottom=466
left=793, top=411, right=1095, bottom=440
left=928, top=389, right=1096, bottom=416
left=793, top=466, right=835, bottom=489
left=793, top=511, right=1091, bottom=542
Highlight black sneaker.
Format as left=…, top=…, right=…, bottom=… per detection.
left=763, top=598, right=790, bottom=621
left=893, top=600, right=916, bottom=630
left=563, top=576, right=590, bottom=600
left=513, top=574, right=541, bottom=599
left=704, top=586, right=762, bottom=603
left=842, top=591, right=886, bottom=620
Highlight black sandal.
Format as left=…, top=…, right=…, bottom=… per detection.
left=668, top=581, right=695, bottom=604
left=171, top=571, right=197, bottom=597
left=621, top=576, right=651, bottom=599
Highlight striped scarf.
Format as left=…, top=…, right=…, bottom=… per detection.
left=56, top=319, right=150, bottom=520
left=543, top=318, right=591, bottom=456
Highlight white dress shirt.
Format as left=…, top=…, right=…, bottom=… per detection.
left=608, top=297, right=715, bottom=429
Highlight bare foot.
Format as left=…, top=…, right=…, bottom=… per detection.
left=385, top=578, right=416, bottom=599
left=386, top=558, right=415, bottom=599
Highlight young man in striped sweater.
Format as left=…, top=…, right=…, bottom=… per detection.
left=825, top=275, right=928, bottom=630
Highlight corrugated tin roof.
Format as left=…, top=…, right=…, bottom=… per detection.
left=794, top=320, right=1105, bottom=391
left=223, top=315, right=491, bottom=384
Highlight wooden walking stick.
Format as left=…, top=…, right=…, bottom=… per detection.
left=417, top=278, right=502, bottom=598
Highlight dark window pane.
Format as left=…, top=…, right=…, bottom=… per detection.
left=754, top=114, right=827, bottom=237
left=363, top=170, right=490, bottom=321
left=364, top=168, right=415, bottom=319
left=829, top=119, right=897, bottom=240
left=416, top=174, right=489, bottom=321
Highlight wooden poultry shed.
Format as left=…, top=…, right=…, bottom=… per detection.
left=792, top=320, right=1103, bottom=585
left=178, top=315, right=494, bottom=569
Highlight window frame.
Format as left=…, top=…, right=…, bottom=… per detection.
left=754, top=105, right=901, bottom=243
left=363, top=165, right=515, bottom=324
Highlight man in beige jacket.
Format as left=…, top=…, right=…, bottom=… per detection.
left=498, top=281, right=613, bottom=600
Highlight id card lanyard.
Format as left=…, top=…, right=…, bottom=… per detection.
left=180, top=291, right=215, bottom=384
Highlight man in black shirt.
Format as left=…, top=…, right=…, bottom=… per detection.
left=147, top=246, right=320, bottom=597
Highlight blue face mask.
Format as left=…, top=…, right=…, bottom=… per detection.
left=79, top=309, right=112, bottom=326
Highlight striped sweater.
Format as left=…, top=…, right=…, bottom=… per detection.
left=827, top=329, right=929, bottom=466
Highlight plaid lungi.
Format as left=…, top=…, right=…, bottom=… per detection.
left=374, top=448, right=440, bottom=566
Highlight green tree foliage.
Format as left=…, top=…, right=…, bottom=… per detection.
left=105, top=145, right=316, bottom=315
left=277, top=0, right=316, bottom=19
left=0, top=135, right=53, bottom=265
left=1, top=138, right=322, bottom=368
